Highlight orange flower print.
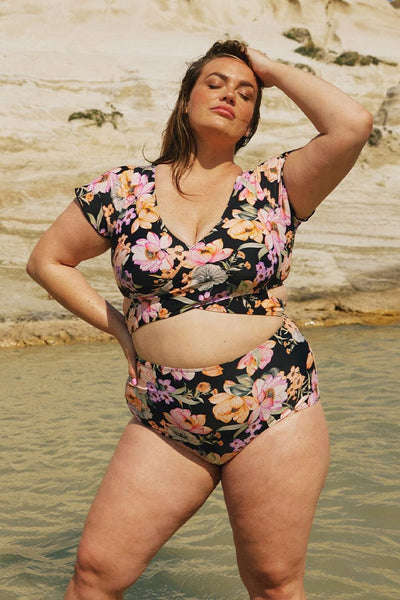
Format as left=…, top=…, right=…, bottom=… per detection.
left=210, top=391, right=254, bottom=424
left=158, top=307, right=170, bottom=319
left=131, top=195, right=158, bottom=231
left=306, top=351, right=315, bottom=369
left=286, top=366, right=305, bottom=400
left=84, top=192, right=94, bottom=203
left=204, top=304, right=227, bottom=314
left=196, top=382, right=211, bottom=394
left=201, top=365, right=223, bottom=377
left=222, top=211, right=265, bottom=242
left=261, top=156, right=280, bottom=182
left=113, top=234, right=131, bottom=268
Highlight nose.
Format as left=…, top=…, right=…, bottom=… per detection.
left=221, top=88, right=235, bottom=105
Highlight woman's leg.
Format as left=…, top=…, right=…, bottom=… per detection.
left=64, top=419, right=220, bottom=599
left=221, top=402, right=330, bottom=600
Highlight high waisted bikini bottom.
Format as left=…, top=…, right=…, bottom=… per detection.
left=126, top=318, right=320, bottom=465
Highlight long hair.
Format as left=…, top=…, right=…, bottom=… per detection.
left=152, top=40, right=263, bottom=192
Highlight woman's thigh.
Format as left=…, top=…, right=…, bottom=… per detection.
left=75, top=419, right=221, bottom=590
left=221, top=402, right=330, bottom=594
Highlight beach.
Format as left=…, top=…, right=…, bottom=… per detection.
left=1, top=4, right=400, bottom=597
left=0, top=0, right=400, bottom=348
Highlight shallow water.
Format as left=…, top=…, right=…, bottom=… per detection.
left=1, top=322, right=400, bottom=599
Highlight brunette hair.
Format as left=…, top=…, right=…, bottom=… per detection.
left=152, top=40, right=263, bottom=192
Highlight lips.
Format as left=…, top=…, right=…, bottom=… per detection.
left=211, top=105, right=235, bottom=119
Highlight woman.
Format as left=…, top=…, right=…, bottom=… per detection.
left=27, top=40, right=372, bottom=599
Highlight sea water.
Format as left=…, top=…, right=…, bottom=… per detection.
left=1, top=322, right=399, bottom=599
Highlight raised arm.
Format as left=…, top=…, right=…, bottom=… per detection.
left=26, top=201, right=137, bottom=377
left=248, top=48, right=373, bottom=220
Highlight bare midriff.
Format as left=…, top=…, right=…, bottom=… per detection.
left=131, top=286, right=288, bottom=369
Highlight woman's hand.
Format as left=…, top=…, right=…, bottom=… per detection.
left=112, top=309, right=138, bottom=384
left=247, top=47, right=275, bottom=87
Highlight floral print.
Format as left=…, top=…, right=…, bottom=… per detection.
left=125, top=318, right=320, bottom=465
left=75, top=153, right=303, bottom=332
left=75, top=154, right=320, bottom=463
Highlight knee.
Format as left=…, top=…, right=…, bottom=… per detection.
left=71, top=540, right=137, bottom=597
left=241, top=559, right=306, bottom=600
left=71, top=543, right=111, bottom=595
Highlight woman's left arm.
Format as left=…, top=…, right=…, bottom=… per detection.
left=248, top=48, right=373, bottom=219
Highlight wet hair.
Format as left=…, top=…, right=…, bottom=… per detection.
left=152, top=40, right=263, bottom=192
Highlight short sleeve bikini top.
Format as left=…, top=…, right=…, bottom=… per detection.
left=75, top=153, right=308, bottom=333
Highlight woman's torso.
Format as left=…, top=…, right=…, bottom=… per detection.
left=131, top=299, right=286, bottom=368
left=75, top=156, right=298, bottom=369
left=130, top=162, right=288, bottom=368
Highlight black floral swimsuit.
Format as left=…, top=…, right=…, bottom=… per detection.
left=75, top=153, right=320, bottom=464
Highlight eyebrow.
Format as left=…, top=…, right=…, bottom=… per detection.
left=205, top=71, right=256, bottom=91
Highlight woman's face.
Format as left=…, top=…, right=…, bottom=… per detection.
left=185, top=56, right=258, bottom=148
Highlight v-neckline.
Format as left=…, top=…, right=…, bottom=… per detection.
left=150, top=165, right=243, bottom=250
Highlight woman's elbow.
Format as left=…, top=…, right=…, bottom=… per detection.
left=26, top=245, right=51, bottom=284
left=353, top=107, right=374, bottom=143
left=26, top=250, right=41, bottom=282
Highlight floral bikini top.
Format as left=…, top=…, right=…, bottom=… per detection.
left=75, top=153, right=308, bottom=332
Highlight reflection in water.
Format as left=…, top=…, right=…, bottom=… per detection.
left=1, top=323, right=399, bottom=599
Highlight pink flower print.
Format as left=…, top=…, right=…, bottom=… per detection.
left=255, top=261, right=268, bottom=284
left=147, top=378, right=176, bottom=405
left=185, top=239, right=233, bottom=267
left=125, top=304, right=139, bottom=333
left=283, top=318, right=305, bottom=344
left=160, top=366, right=196, bottom=381
left=296, top=369, right=320, bottom=408
left=237, top=340, right=276, bottom=376
left=136, top=360, right=156, bottom=388
left=258, top=208, right=286, bottom=253
left=237, top=172, right=265, bottom=206
left=113, top=235, right=131, bottom=268
left=158, top=379, right=176, bottom=393
left=131, top=232, right=174, bottom=273
left=278, top=184, right=291, bottom=224
left=136, top=298, right=162, bottom=324
left=229, top=438, right=247, bottom=452
left=165, top=408, right=212, bottom=434
left=249, top=374, right=288, bottom=422
left=117, top=170, right=154, bottom=201
left=277, top=254, right=291, bottom=281
left=87, top=168, right=120, bottom=194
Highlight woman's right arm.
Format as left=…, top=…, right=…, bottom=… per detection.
left=26, top=200, right=137, bottom=379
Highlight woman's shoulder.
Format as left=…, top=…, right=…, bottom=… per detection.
left=242, top=151, right=291, bottom=183
left=75, top=163, right=154, bottom=199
